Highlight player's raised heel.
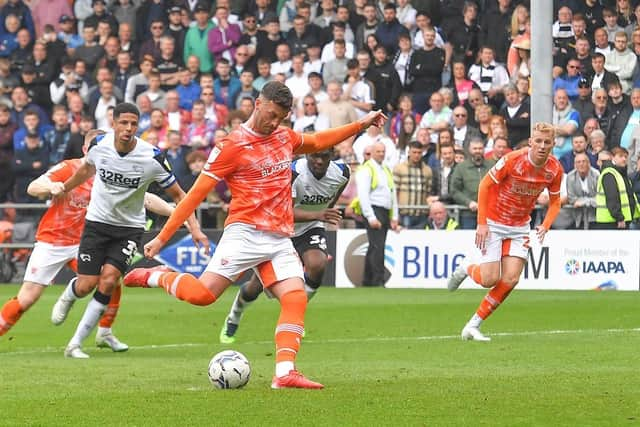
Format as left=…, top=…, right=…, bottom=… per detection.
left=64, top=344, right=90, bottom=359
left=123, top=266, right=171, bottom=288
left=271, top=370, right=324, bottom=389
left=219, top=318, right=238, bottom=344
left=51, top=296, right=76, bottom=325
left=95, top=331, right=129, bottom=352
left=461, top=325, right=491, bottom=342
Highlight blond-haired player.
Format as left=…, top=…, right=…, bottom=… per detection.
left=448, top=123, right=564, bottom=341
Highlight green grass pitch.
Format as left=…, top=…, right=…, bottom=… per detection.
left=0, top=285, right=638, bottom=426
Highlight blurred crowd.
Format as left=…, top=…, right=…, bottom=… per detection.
left=0, top=0, right=639, bottom=230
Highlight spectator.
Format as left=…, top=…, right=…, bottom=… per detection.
left=43, top=105, right=71, bottom=164
left=589, top=128, right=607, bottom=157
left=499, top=84, right=530, bottom=147
left=613, top=88, right=640, bottom=150
left=353, top=125, right=397, bottom=168
left=64, top=113, right=93, bottom=160
left=394, top=113, right=417, bottom=163
left=354, top=141, right=399, bottom=286
left=507, top=15, right=530, bottom=77
left=113, top=51, right=136, bottom=98
left=0, top=14, right=19, bottom=59
left=468, top=46, right=510, bottom=108
left=412, top=10, right=446, bottom=51
left=13, top=109, right=52, bottom=150
left=374, top=3, right=409, bottom=57
left=182, top=149, right=208, bottom=193
left=166, top=5, right=186, bottom=51
left=138, top=19, right=164, bottom=63
left=408, top=26, right=445, bottom=115
left=430, top=142, right=456, bottom=204
left=552, top=88, right=580, bottom=158
left=208, top=6, right=242, bottom=65
left=125, top=54, right=153, bottom=103
left=593, top=27, right=613, bottom=56
left=396, top=0, right=417, bottom=31
left=50, top=58, right=88, bottom=105
left=285, top=54, right=310, bottom=109
left=84, top=0, right=118, bottom=36
left=392, top=32, right=414, bottom=91
left=567, top=152, right=600, bottom=229
left=595, top=146, right=638, bottom=229
left=0, top=0, right=35, bottom=40
left=271, top=42, right=293, bottom=77
left=480, top=0, right=512, bottom=63
left=156, top=36, right=182, bottom=91
left=602, top=7, right=623, bottom=42
left=234, top=70, right=259, bottom=109
left=418, top=91, right=452, bottom=142
left=335, top=5, right=355, bottom=43
left=20, top=63, right=51, bottom=111
left=560, top=131, right=598, bottom=173
left=239, top=12, right=260, bottom=56
left=607, top=79, right=632, bottom=147
left=573, top=36, right=592, bottom=77
left=136, top=70, right=166, bottom=110
left=200, top=85, right=228, bottom=129
left=450, top=138, right=494, bottom=229
left=232, top=44, right=255, bottom=77
left=389, top=94, right=421, bottom=142
left=322, top=38, right=348, bottom=84
left=553, top=58, right=582, bottom=102
left=572, top=77, right=594, bottom=124
left=0, top=104, right=16, bottom=202
left=317, top=80, right=358, bottom=128
left=446, top=1, right=481, bottom=70
left=303, top=42, right=323, bottom=75
left=213, top=58, right=241, bottom=110
left=552, top=6, right=574, bottom=70
left=484, top=135, right=512, bottom=162
left=255, top=15, right=283, bottom=64
left=112, top=0, right=139, bottom=40
left=252, top=57, right=273, bottom=91
left=449, top=60, right=479, bottom=107
left=73, top=25, right=105, bottom=75
left=10, top=28, right=32, bottom=76
left=183, top=99, right=215, bottom=153
left=371, top=45, right=402, bottom=115
left=183, top=3, right=214, bottom=74
left=451, top=105, right=481, bottom=151
left=165, top=90, right=190, bottom=134
left=175, top=68, right=200, bottom=112
left=89, top=79, right=117, bottom=129
left=293, top=94, right=329, bottom=133
left=393, top=140, right=433, bottom=229
left=303, top=71, right=328, bottom=105
left=164, top=129, right=190, bottom=188
left=342, top=58, right=374, bottom=119
left=287, top=14, right=318, bottom=57
left=605, top=32, right=636, bottom=94
left=118, top=23, right=139, bottom=61
left=355, top=3, right=379, bottom=51
left=13, top=130, right=48, bottom=205
left=424, top=200, right=459, bottom=230
left=313, top=0, right=336, bottom=29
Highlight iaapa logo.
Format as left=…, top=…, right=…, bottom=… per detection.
left=343, top=233, right=395, bottom=286
left=564, top=259, right=626, bottom=275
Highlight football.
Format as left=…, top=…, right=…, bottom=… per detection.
left=207, top=350, right=251, bottom=389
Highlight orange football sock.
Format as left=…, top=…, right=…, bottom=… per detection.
left=99, top=282, right=122, bottom=328
left=476, top=280, right=514, bottom=320
left=0, top=298, right=24, bottom=336
left=275, top=289, right=307, bottom=365
left=158, top=272, right=216, bottom=306
left=467, top=264, right=483, bottom=285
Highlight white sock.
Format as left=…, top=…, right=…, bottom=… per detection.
left=275, top=361, right=295, bottom=378
left=467, top=313, right=483, bottom=328
left=68, top=298, right=107, bottom=347
left=304, top=284, right=317, bottom=301
left=147, top=271, right=162, bottom=288
left=62, top=277, right=80, bottom=301
left=97, top=326, right=111, bottom=336
left=227, top=291, right=250, bottom=324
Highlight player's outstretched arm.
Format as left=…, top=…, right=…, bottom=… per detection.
left=27, top=175, right=57, bottom=199
left=537, top=193, right=561, bottom=243
left=475, top=174, right=496, bottom=252
left=295, top=110, right=388, bottom=154
left=144, top=174, right=217, bottom=258
left=55, top=161, right=96, bottom=196
left=163, top=182, right=211, bottom=254
left=144, top=193, right=175, bottom=217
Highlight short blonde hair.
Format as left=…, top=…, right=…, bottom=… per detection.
left=532, top=122, right=556, bottom=138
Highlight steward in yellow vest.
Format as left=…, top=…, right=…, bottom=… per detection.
left=595, top=151, right=640, bottom=229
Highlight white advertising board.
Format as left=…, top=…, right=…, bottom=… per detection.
left=335, top=230, right=639, bottom=291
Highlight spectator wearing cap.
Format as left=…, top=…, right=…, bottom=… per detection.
left=125, top=54, right=153, bottom=103
left=573, top=77, right=595, bottom=124
left=50, top=58, right=89, bottom=105
left=73, top=25, right=105, bottom=75
left=112, top=0, right=139, bottom=40
left=13, top=129, right=48, bottom=205
left=321, top=21, right=355, bottom=63
left=208, top=6, right=242, bottom=65
left=605, top=31, right=636, bottom=94
left=32, top=0, right=72, bottom=38
left=0, top=14, right=19, bottom=58
left=183, top=3, right=214, bottom=73
left=85, top=0, right=118, bottom=35
left=167, top=5, right=186, bottom=51
left=0, top=0, right=34, bottom=40
left=287, top=14, right=319, bottom=57
left=374, top=3, right=409, bottom=57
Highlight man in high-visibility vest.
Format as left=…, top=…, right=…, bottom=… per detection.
left=595, top=147, right=640, bottom=229
left=355, top=141, right=399, bottom=286
left=425, top=201, right=460, bottom=230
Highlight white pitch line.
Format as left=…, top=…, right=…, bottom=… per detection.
left=1, top=327, right=639, bottom=356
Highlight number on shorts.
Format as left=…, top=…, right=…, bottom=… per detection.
left=122, top=240, right=138, bottom=265
left=309, top=234, right=327, bottom=251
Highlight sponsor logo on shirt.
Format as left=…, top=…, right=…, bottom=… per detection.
left=261, top=160, right=292, bottom=177
left=98, top=168, right=141, bottom=188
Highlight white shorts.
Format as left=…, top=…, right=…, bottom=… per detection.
left=480, top=221, right=531, bottom=263
left=206, top=223, right=304, bottom=287
left=23, top=242, right=78, bottom=286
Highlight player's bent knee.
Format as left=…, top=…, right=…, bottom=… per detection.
left=481, top=276, right=500, bottom=288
